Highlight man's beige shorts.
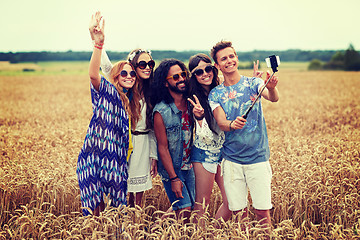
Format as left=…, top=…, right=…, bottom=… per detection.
left=222, top=159, right=273, bottom=211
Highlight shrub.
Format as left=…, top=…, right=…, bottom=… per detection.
left=323, top=61, right=345, bottom=70
left=308, top=59, right=323, bottom=70
left=344, top=44, right=360, bottom=71
left=22, top=68, right=35, bottom=72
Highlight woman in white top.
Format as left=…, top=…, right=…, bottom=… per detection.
left=187, top=53, right=231, bottom=222
left=188, top=54, right=264, bottom=222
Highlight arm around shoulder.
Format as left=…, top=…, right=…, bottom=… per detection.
left=100, top=48, right=113, bottom=80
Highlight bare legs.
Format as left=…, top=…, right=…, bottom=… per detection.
left=93, top=200, right=105, bottom=216
left=193, top=162, right=214, bottom=218
left=253, top=209, right=271, bottom=229
left=176, top=207, right=192, bottom=223
left=193, top=162, right=231, bottom=224
left=214, top=165, right=232, bottom=221
left=234, top=208, right=271, bottom=236
left=128, top=191, right=144, bottom=208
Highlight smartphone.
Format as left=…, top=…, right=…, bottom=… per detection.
left=265, top=55, right=280, bottom=72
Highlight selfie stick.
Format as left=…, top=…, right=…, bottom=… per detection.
left=242, top=55, right=280, bottom=119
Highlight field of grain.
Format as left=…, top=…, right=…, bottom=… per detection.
left=0, top=62, right=359, bottom=239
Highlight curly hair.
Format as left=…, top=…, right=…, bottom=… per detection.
left=110, top=61, right=141, bottom=131
left=151, top=58, right=190, bottom=106
left=188, top=53, right=219, bottom=134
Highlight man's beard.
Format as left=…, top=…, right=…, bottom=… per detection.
left=167, top=80, right=187, bottom=94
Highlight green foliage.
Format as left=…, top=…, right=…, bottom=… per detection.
left=344, top=44, right=360, bottom=71
left=3, top=47, right=359, bottom=72
left=323, top=61, right=345, bottom=70
left=22, top=68, right=35, bottom=72
left=331, top=51, right=345, bottom=62
left=313, top=44, right=360, bottom=71
left=308, top=59, right=323, bottom=70
left=0, top=49, right=340, bottom=63
left=322, top=50, right=346, bottom=70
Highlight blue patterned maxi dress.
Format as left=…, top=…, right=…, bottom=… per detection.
left=77, top=76, right=129, bottom=216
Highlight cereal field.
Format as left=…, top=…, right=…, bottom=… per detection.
left=0, top=62, right=359, bottom=239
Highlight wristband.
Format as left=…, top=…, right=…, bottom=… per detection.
left=94, top=42, right=104, bottom=50
left=169, top=176, right=179, bottom=181
left=94, top=42, right=104, bottom=46
left=194, top=114, right=204, bottom=120
left=229, top=120, right=234, bottom=131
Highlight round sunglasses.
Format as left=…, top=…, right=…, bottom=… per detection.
left=166, top=71, right=187, bottom=81
left=193, top=65, right=213, bottom=77
left=120, top=70, right=136, bottom=78
left=137, top=60, right=155, bottom=70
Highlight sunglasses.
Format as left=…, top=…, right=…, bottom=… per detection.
left=137, top=60, right=155, bottom=69
left=120, top=70, right=136, bottom=78
left=193, top=65, right=213, bottom=77
left=166, top=71, right=187, bottom=81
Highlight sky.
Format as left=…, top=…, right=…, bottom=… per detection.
left=2, top=0, right=359, bottom=53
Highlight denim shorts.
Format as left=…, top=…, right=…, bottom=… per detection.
left=162, top=169, right=195, bottom=211
left=191, top=146, right=221, bottom=164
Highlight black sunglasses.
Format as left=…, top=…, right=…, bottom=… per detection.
left=120, top=70, right=136, bottom=78
left=194, top=65, right=213, bottom=77
left=137, top=60, right=155, bottom=69
left=166, top=71, right=187, bottom=81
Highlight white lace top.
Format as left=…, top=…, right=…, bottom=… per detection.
left=194, top=117, right=225, bottom=151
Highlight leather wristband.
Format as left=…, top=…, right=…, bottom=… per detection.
left=229, top=120, right=234, bottom=131
left=194, top=114, right=204, bottom=120
left=170, top=176, right=179, bottom=181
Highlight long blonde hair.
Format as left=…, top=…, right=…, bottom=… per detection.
left=110, top=61, right=141, bottom=130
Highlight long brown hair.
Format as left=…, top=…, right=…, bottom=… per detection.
left=110, top=61, right=141, bottom=130
left=127, top=49, right=154, bottom=129
left=188, top=54, right=219, bottom=134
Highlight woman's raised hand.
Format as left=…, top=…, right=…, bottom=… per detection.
left=89, top=11, right=101, bottom=40
left=89, top=11, right=105, bottom=44
left=188, top=95, right=204, bottom=119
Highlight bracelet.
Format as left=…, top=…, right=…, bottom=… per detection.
left=169, top=176, right=179, bottom=181
left=194, top=114, right=204, bottom=120
left=94, top=42, right=104, bottom=46
left=229, top=120, right=234, bottom=131
left=94, top=42, right=104, bottom=50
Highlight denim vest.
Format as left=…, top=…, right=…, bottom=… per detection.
left=153, top=101, right=193, bottom=180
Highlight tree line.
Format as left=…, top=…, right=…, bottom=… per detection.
left=0, top=49, right=344, bottom=64
left=308, top=44, right=360, bottom=71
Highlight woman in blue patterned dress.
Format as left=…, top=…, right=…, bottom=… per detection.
left=77, top=13, right=140, bottom=216
left=91, top=12, right=158, bottom=208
